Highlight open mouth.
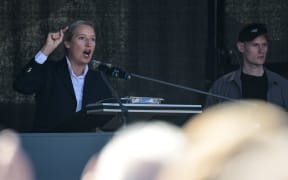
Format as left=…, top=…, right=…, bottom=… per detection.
left=83, top=50, right=91, bottom=58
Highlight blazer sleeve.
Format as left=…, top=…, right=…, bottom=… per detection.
left=13, top=58, right=46, bottom=94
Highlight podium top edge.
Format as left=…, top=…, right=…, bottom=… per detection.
left=86, top=103, right=202, bottom=108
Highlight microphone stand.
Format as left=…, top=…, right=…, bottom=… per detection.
left=92, top=59, right=232, bottom=101
left=131, top=73, right=235, bottom=101
left=100, top=72, right=129, bottom=128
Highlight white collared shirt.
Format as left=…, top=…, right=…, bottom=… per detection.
left=35, top=51, right=88, bottom=112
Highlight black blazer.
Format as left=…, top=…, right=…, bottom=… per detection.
left=13, top=58, right=113, bottom=132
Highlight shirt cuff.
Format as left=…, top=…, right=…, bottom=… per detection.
left=35, top=51, right=48, bottom=64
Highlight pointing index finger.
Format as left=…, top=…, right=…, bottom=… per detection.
left=62, top=26, right=69, bottom=33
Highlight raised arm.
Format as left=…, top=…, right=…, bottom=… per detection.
left=41, top=26, right=69, bottom=56
left=13, top=26, right=69, bottom=94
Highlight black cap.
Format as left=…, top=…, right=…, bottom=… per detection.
left=238, top=23, right=268, bottom=42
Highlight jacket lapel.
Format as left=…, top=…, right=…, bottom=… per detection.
left=82, top=70, right=91, bottom=109
left=57, top=58, right=76, bottom=99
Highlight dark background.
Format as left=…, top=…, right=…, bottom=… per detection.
left=1, top=0, right=288, bottom=131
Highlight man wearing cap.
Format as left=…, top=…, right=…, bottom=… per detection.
left=205, top=23, right=288, bottom=109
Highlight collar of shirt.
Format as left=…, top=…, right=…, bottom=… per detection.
left=66, top=57, right=89, bottom=78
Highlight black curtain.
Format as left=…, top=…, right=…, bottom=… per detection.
left=2, top=0, right=288, bottom=131
left=122, top=0, right=207, bottom=104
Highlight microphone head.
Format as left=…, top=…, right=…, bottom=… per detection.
left=91, top=60, right=112, bottom=70
left=93, top=61, right=131, bottom=80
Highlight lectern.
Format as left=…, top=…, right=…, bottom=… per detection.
left=86, top=103, right=202, bottom=126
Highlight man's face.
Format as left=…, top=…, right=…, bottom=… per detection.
left=64, top=24, right=96, bottom=65
left=237, top=35, right=268, bottom=66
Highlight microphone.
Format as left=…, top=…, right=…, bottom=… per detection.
left=91, top=60, right=131, bottom=80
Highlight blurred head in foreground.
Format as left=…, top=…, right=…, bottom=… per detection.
left=214, top=129, right=288, bottom=180
left=0, top=129, right=34, bottom=180
left=156, top=100, right=288, bottom=180
left=81, top=121, right=188, bottom=180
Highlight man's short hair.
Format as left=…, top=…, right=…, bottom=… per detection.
left=238, top=23, right=268, bottom=42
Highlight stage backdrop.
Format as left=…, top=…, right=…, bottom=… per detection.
left=0, top=0, right=208, bottom=131
left=2, top=0, right=288, bottom=131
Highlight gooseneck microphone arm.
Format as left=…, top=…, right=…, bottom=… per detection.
left=131, top=73, right=235, bottom=101
left=92, top=60, right=234, bottom=101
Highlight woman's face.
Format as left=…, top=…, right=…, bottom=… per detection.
left=64, top=24, right=96, bottom=65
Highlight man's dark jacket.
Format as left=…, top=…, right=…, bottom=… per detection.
left=13, top=58, right=113, bottom=132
